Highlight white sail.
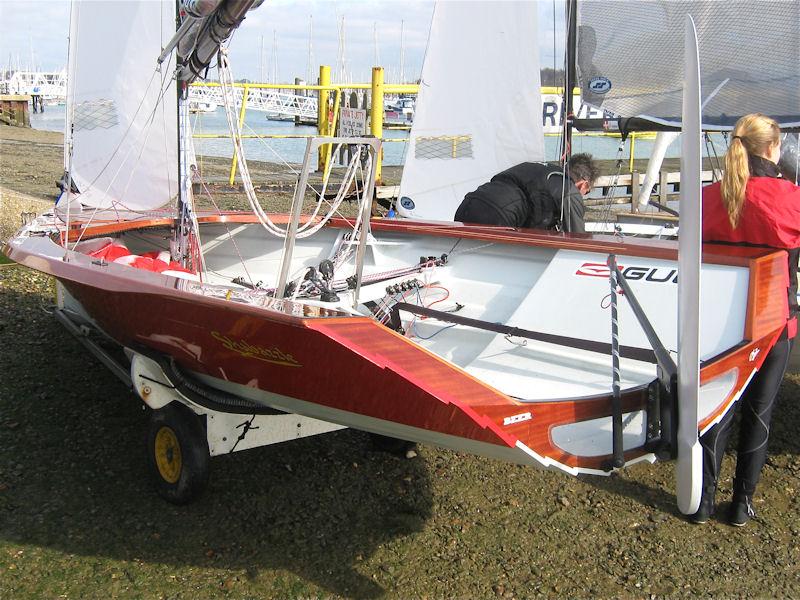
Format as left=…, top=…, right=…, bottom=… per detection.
left=61, top=0, right=178, bottom=212
left=397, top=1, right=544, bottom=221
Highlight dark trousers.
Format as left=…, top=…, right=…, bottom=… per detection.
left=699, top=336, right=792, bottom=498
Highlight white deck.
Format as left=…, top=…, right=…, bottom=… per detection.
left=120, top=223, right=752, bottom=404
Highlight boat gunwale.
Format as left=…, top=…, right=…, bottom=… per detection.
left=5, top=213, right=789, bottom=472
left=45, top=210, right=784, bottom=269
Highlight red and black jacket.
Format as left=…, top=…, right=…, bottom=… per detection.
left=703, top=155, right=800, bottom=339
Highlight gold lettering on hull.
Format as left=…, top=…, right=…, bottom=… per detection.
left=211, top=332, right=302, bottom=367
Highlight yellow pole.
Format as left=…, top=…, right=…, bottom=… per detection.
left=229, top=85, right=250, bottom=185
left=318, top=65, right=331, bottom=171
left=330, top=89, right=342, bottom=137
left=370, top=66, right=384, bottom=184
left=628, top=132, right=636, bottom=174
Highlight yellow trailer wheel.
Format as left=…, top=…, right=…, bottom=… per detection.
left=146, top=402, right=209, bottom=504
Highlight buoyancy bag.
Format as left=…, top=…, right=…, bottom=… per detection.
left=454, top=179, right=530, bottom=227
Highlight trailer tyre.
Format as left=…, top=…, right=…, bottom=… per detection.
left=146, top=402, right=209, bottom=504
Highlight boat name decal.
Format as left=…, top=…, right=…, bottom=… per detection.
left=503, top=412, right=532, bottom=426
left=211, top=331, right=302, bottom=367
left=576, top=262, right=678, bottom=284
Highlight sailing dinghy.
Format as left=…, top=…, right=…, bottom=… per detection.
left=4, top=0, right=796, bottom=510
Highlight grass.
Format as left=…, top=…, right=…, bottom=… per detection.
left=0, top=187, right=54, bottom=244
left=1, top=267, right=799, bottom=599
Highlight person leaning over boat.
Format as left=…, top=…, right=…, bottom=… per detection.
left=453, top=154, right=599, bottom=233
left=692, top=113, right=800, bottom=527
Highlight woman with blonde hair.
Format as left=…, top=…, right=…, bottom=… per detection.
left=695, top=113, right=800, bottom=526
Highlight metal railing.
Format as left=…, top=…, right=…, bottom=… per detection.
left=191, top=66, right=418, bottom=185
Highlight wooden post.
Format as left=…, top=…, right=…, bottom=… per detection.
left=631, top=170, right=640, bottom=212
left=0, top=95, right=31, bottom=127
left=370, top=67, right=384, bottom=185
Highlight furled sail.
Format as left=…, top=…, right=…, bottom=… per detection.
left=61, top=0, right=178, bottom=212
left=577, top=1, right=800, bottom=129
left=397, top=1, right=545, bottom=221
left=174, top=0, right=264, bottom=82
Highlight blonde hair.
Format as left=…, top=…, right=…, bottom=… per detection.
left=720, top=113, right=781, bottom=228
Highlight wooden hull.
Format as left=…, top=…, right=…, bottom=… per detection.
left=5, top=213, right=789, bottom=475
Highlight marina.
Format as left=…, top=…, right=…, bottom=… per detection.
left=1, top=0, right=800, bottom=598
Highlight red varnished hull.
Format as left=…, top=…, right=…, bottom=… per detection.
left=63, top=278, right=653, bottom=471
left=7, top=214, right=790, bottom=473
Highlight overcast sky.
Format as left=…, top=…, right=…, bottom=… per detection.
left=0, top=0, right=565, bottom=83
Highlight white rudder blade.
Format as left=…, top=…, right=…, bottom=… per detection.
left=676, top=15, right=703, bottom=515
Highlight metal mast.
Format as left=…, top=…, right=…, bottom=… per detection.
left=399, top=20, right=405, bottom=83
left=306, top=15, right=314, bottom=84
left=173, top=0, right=192, bottom=267
left=560, top=0, right=578, bottom=162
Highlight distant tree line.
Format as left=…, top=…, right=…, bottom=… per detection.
left=233, top=70, right=566, bottom=86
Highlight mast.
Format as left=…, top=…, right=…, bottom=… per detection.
left=174, top=0, right=185, bottom=264
left=271, top=29, right=278, bottom=84
left=259, top=34, right=264, bottom=81
left=399, top=20, right=405, bottom=83
left=63, top=0, right=78, bottom=178
left=557, top=0, right=578, bottom=232
left=336, top=16, right=348, bottom=83
left=173, top=1, right=194, bottom=269
left=560, top=0, right=577, bottom=162
left=306, top=15, right=314, bottom=84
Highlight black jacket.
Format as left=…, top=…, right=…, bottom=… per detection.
left=454, top=162, right=585, bottom=233
left=492, top=162, right=585, bottom=233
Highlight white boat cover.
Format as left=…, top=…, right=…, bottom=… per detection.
left=397, top=1, right=545, bottom=221
left=577, top=0, right=800, bottom=129
left=60, top=0, right=178, bottom=212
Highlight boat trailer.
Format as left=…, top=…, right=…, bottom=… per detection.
left=54, top=283, right=346, bottom=503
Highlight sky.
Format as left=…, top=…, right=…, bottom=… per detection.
left=0, top=0, right=565, bottom=84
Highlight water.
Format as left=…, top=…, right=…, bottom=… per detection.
left=30, top=104, right=414, bottom=166
left=30, top=104, right=725, bottom=167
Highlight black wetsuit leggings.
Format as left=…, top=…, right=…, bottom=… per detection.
left=699, top=336, right=793, bottom=498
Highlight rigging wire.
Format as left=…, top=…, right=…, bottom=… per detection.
left=67, top=55, right=179, bottom=250
left=704, top=133, right=723, bottom=182
left=217, top=46, right=372, bottom=241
